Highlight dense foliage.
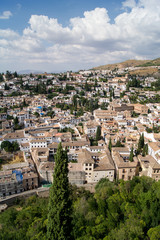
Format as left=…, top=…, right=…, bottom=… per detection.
left=127, top=77, right=141, bottom=89
left=1, top=177, right=160, bottom=239
left=151, top=78, right=160, bottom=90
left=0, top=196, right=48, bottom=239
left=1, top=140, right=20, bottom=152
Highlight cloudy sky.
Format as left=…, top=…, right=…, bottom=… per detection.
left=0, top=0, right=160, bottom=73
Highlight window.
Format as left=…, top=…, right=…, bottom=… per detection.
left=85, top=168, right=88, bottom=171
left=89, top=168, right=92, bottom=170
left=122, top=175, right=124, bottom=179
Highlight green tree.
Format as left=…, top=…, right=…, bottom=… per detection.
left=14, top=117, right=19, bottom=125
left=1, top=141, right=12, bottom=152
left=6, top=70, right=12, bottom=79
left=94, top=79, right=98, bottom=87
left=22, top=99, right=28, bottom=107
left=12, top=141, right=20, bottom=151
left=129, top=147, right=134, bottom=162
left=85, top=81, right=90, bottom=91
left=72, top=95, right=77, bottom=110
left=147, top=223, right=160, bottom=240
left=47, top=111, right=55, bottom=118
left=137, top=133, right=144, bottom=154
left=0, top=73, right=4, bottom=82
left=109, top=92, right=112, bottom=102
left=77, top=107, right=83, bottom=117
left=96, top=126, right=101, bottom=141
left=89, top=99, right=94, bottom=113
left=145, top=144, right=148, bottom=155
left=142, top=145, right=146, bottom=157
left=47, top=143, right=72, bottom=240
left=142, top=144, right=148, bottom=157
left=108, top=138, right=112, bottom=153
left=13, top=71, right=18, bottom=78
left=4, top=83, right=10, bottom=90
left=1, top=141, right=19, bottom=152
left=34, top=112, right=40, bottom=118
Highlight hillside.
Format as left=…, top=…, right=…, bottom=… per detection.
left=0, top=177, right=160, bottom=239
left=92, top=59, right=150, bottom=70
left=129, top=67, right=158, bottom=76
left=138, top=57, right=160, bottom=67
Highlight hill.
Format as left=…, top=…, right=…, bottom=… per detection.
left=129, top=67, right=158, bottom=76
left=138, top=57, right=160, bottom=67
left=92, top=59, right=150, bottom=70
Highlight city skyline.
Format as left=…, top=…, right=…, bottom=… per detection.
left=0, top=0, right=160, bottom=73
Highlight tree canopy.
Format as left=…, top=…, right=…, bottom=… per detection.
left=0, top=177, right=160, bottom=239
left=1, top=141, right=20, bottom=152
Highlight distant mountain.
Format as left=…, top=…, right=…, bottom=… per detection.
left=18, top=70, right=45, bottom=74
left=92, top=59, right=150, bottom=71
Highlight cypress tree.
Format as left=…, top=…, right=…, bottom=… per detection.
left=141, top=133, right=144, bottom=148
left=145, top=143, right=148, bottom=155
left=96, top=126, right=101, bottom=141
left=142, top=144, right=148, bottom=157
left=142, top=145, right=146, bottom=157
left=129, top=147, right=134, bottom=162
left=47, top=143, right=72, bottom=240
left=108, top=138, right=112, bottom=153
left=137, top=133, right=145, bottom=154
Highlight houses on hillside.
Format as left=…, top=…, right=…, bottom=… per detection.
left=0, top=70, right=160, bottom=198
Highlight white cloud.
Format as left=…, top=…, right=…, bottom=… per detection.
left=0, top=29, right=19, bottom=39
left=122, top=0, right=137, bottom=9
left=0, top=11, right=12, bottom=20
left=0, top=0, right=160, bottom=72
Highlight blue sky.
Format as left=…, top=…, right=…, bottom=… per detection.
left=0, top=0, right=122, bottom=31
left=0, top=0, right=160, bottom=73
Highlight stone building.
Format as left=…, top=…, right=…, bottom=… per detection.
left=0, top=170, right=23, bottom=197
left=112, top=147, right=139, bottom=180
left=138, top=155, right=160, bottom=181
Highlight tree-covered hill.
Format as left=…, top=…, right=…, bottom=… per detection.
left=0, top=177, right=160, bottom=240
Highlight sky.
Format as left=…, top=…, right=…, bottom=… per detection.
left=0, top=0, right=160, bottom=73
